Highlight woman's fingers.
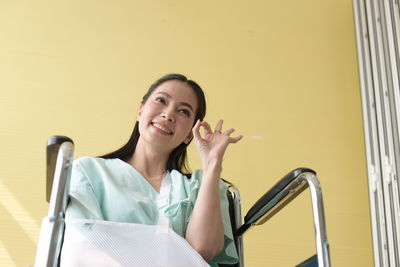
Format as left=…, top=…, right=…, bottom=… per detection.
left=223, top=128, right=235, bottom=136
left=201, top=121, right=213, bottom=136
left=215, top=120, right=223, bottom=133
left=193, top=120, right=214, bottom=140
left=194, top=120, right=243, bottom=143
left=223, top=128, right=243, bottom=144
left=192, top=119, right=202, bottom=140
left=229, top=135, right=243, bottom=143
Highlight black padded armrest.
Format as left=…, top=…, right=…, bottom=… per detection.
left=244, top=168, right=315, bottom=223
left=236, top=168, right=316, bottom=236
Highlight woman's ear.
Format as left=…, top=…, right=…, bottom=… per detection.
left=137, top=104, right=144, bottom=121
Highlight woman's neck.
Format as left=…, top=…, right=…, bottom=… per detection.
left=127, top=139, right=169, bottom=180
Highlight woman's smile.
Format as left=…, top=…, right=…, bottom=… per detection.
left=151, top=122, right=173, bottom=135
left=137, top=80, right=198, bottom=150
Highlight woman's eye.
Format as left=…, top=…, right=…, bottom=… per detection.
left=179, top=109, right=191, bottom=117
left=155, top=97, right=166, bottom=104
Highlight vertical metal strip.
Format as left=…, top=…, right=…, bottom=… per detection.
left=383, top=0, right=400, bottom=262
left=391, top=3, right=400, bottom=244
left=370, top=0, right=398, bottom=264
left=378, top=1, right=400, bottom=264
left=391, top=0, right=400, bottom=258
left=354, top=0, right=400, bottom=265
left=388, top=0, right=400, bottom=200
left=367, top=0, right=392, bottom=264
left=353, top=0, right=386, bottom=265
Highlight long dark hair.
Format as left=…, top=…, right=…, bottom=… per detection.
left=100, top=74, right=206, bottom=175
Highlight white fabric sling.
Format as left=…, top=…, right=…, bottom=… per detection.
left=60, top=172, right=210, bottom=267
left=60, top=220, right=210, bottom=267
left=156, top=172, right=172, bottom=233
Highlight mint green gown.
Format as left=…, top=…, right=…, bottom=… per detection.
left=65, top=157, right=238, bottom=266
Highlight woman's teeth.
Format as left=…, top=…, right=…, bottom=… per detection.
left=153, top=123, right=172, bottom=134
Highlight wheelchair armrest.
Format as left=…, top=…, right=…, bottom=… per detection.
left=236, top=168, right=316, bottom=236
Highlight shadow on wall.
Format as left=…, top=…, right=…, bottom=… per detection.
left=0, top=204, right=35, bottom=267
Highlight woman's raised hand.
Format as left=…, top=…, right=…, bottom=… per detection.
left=186, top=119, right=242, bottom=257
left=192, top=120, right=243, bottom=168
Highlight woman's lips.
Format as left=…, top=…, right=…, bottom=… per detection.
left=151, top=122, right=173, bottom=135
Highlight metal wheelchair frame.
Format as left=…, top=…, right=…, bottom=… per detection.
left=34, top=136, right=331, bottom=267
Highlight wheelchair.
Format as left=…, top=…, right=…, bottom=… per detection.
left=34, top=136, right=331, bottom=267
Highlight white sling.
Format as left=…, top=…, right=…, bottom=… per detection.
left=60, top=172, right=210, bottom=267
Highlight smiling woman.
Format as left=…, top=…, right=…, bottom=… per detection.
left=101, top=74, right=207, bottom=175
left=136, top=80, right=198, bottom=158
left=63, top=74, right=243, bottom=266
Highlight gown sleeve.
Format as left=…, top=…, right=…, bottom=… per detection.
left=210, top=179, right=239, bottom=265
left=65, top=158, right=104, bottom=221
left=165, top=170, right=239, bottom=266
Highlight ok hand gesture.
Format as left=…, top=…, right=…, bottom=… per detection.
left=192, top=120, right=243, bottom=169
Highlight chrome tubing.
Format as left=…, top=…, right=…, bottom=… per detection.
left=246, top=171, right=330, bottom=267
left=298, top=172, right=331, bottom=267
left=228, top=186, right=244, bottom=267
left=48, top=141, right=74, bottom=218
left=35, top=141, right=74, bottom=267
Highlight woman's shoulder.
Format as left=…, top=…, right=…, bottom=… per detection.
left=170, top=169, right=202, bottom=181
left=73, top=156, right=106, bottom=168
left=170, top=169, right=228, bottom=189
left=73, top=157, right=124, bottom=174
left=74, top=156, right=125, bottom=165
left=71, top=157, right=125, bottom=187
left=74, top=156, right=104, bottom=164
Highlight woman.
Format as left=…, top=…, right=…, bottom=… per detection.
left=65, top=74, right=243, bottom=266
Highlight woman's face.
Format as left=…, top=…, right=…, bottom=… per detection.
left=137, top=80, right=198, bottom=152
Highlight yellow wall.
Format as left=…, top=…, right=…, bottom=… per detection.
left=0, top=0, right=372, bottom=266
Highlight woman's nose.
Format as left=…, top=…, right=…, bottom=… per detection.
left=161, top=109, right=175, bottom=122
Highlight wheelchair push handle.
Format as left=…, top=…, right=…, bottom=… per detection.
left=46, top=136, right=73, bottom=202
left=235, top=168, right=331, bottom=267
left=36, top=136, right=75, bottom=267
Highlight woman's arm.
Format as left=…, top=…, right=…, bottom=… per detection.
left=185, top=120, right=242, bottom=261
